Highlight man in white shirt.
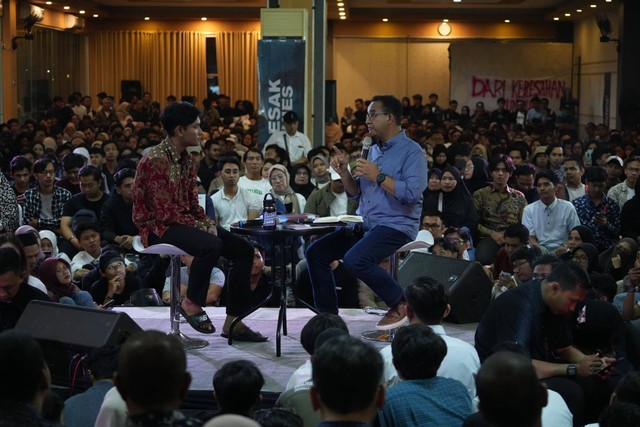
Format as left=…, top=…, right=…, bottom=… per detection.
left=562, top=156, right=586, bottom=201
left=522, top=170, right=580, bottom=253
left=238, top=148, right=272, bottom=198
left=607, top=155, right=640, bottom=209
left=380, top=276, right=480, bottom=400
left=211, top=157, right=261, bottom=230
left=263, top=111, right=311, bottom=164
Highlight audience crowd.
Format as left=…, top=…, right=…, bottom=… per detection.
left=2, top=90, right=640, bottom=426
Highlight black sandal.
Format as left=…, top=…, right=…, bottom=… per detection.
left=178, top=306, right=215, bottom=334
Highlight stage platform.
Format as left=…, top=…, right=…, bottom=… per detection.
left=113, top=306, right=478, bottom=393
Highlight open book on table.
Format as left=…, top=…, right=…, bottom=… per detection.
left=312, top=215, right=363, bottom=224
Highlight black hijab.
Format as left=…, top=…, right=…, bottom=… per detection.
left=464, top=155, right=491, bottom=194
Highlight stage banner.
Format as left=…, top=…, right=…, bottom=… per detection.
left=257, top=39, right=306, bottom=148
left=450, top=43, right=572, bottom=111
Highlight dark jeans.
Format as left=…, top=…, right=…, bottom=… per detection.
left=305, top=225, right=411, bottom=314
left=149, top=225, right=253, bottom=316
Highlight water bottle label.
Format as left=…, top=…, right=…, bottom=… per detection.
left=264, top=211, right=276, bottom=227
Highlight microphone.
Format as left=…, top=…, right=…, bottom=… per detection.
left=361, top=136, right=372, bottom=160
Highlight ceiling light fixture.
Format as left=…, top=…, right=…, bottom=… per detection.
left=201, top=17, right=207, bottom=21
left=577, top=9, right=582, bottom=13
left=144, top=16, right=150, bottom=20
left=564, top=13, right=571, bottom=17
left=438, top=21, right=452, bottom=36
left=93, top=14, right=99, bottom=17
left=382, top=18, right=388, bottom=22
left=63, top=5, right=70, bottom=10
left=45, top=1, right=52, bottom=4
left=340, top=16, right=346, bottom=20
left=79, top=10, right=85, bottom=14
left=553, top=17, right=559, bottom=21
left=504, top=19, right=510, bottom=23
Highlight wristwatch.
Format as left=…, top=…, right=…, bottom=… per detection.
left=376, top=173, right=386, bottom=186
left=566, top=364, right=577, bottom=377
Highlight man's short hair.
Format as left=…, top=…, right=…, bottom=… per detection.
left=204, top=139, right=219, bottom=151
left=300, top=313, right=348, bottom=356
left=114, top=168, right=135, bottom=188
left=78, top=164, right=102, bottom=182
left=584, top=165, right=608, bottom=183
left=62, top=153, right=87, bottom=171
left=513, top=163, right=536, bottom=178
left=116, top=331, right=187, bottom=407
left=545, top=142, right=562, bottom=156
left=599, top=402, right=640, bottom=427
left=534, top=169, right=559, bottom=186
left=218, top=155, right=241, bottom=171
left=489, top=154, right=514, bottom=173
left=546, top=261, right=592, bottom=291
left=102, top=140, right=119, bottom=152
left=87, top=345, right=120, bottom=381
left=0, top=330, right=48, bottom=404
left=404, top=276, right=449, bottom=324
left=391, top=323, right=447, bottom=380
left=624, top=155, right=640, bottom=168
left=89, top=147, right=106, bottom=157
left=33, top=158, right=55, bottom=174
left=589, top=272, right=618, bottom=302
left=476, top=351, right=545, bottom=427
left=72, top=221, right=100, bottom=238
left=9, top=155, right=33, bottom=173
left=563, top=155, right=584, bottom=169
left=243, top=148, right=263, bottom=162
left=212, top=360, right=264, bottom=414
left=614, top=371, right=640, bottom=406
left=0, top=246, right=24, bottom=276
left=503, top=223, right=529, bottom=243
left=160, top=102, right=201, bottom=136
left=371, top=95, right=402, bottom=126
left=508, top=145, right=528, bottom=162
left=532, top=253, right=561, bottom=269
left=510, top=244, right=541, bottom=265
left=312, top=335, right=383, bottom=415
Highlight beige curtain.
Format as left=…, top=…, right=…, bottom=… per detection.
left=88, top=31, right=207, bottom=106
left=215, top=31, right=259, bottom=105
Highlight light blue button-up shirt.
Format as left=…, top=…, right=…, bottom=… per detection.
left=353, top=131, right=427, bottom=239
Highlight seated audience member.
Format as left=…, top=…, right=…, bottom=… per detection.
left=600, top=237, right=639, bottom=282
left=205, top=414, right=261, bottom=427
left=420, top=211, right=446, bottom=238
left=622, top=267, right=640, bottom=321
left=562, top=156, right=586, bottom=201
left=473, top=154, right=527, bottom=265
left=252, top=408, right=303, bottom=427
left=381, top=277, right=479, bottom=399
left=444, top=226, right=473, bottom=260
left=238, top=148, right=272, bottom=198
left=59, top=164, right=110, bottom=257
left=100, top=168, right=138, bottom=253
left=430, top=237, right=460, bottom=259
left=90, top=251, right=143, bottom=306
left=39, top=230, right=70, bottom=262
left=379, top=323, right=473, bottom=427
left=522, top=170, right=580, bottom=252
left=286, top=313, right=349, bottom=391
left=304, top=167, right=358, bottom=217
left=114, top=331, right=200, bottom=426
left=55, top=152, right=85, bottom=195
left=571, top=243, right=599, bottom=274
left=38, top=257, right=94, bottom=307
left=620, top=178, right=640, bottom=239
left=598, top=402, right=640, bottom=427
left=462, top=156, right=490, bottom=195
left=425, top=165, right=478, bottom=234
left=471, top=351, right=549, bottom=427
left=70, top=222, right=103, bottom=280
left=475, top=262, right=616, bottom=425
left=0, top=330, right=56, bottom=426
left=0, top=172, right=20, bottom=235
left=64, top=345, right=119, bottom=427
left=246, top=243, right=279, bottom=308
left=309, top=154, right=331, bottom=190
left=15, top=231, right=48, bottom=294
left=488, top=223, right=529, bottom=279
left=290, top=164, right=315, bottom=200
left=311, top=335, right=385, bottom=426
left=41, top=391, right=64, bottom=424
left=556, top=224, right=594, bottom=256
left=0, top=247, right=50, bottom=330
left=571, top=166, right=621, bottom=253
left=22, top=157, right=72, bottom=233
left=531, top=253, right=562, bottom=281
left=268, top=164, right=306, bottom=214
left=162, top=255, right=224, bottom=306
left=492, top=244, right=540, bottom=299
left=9, top=154, right=34, bottom=205
left=211, top=156, right=261, bottom=230
left=212, top=360, right=264, bottom=418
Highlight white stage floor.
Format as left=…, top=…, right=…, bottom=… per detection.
left=113, top=306, right=478, bottom=393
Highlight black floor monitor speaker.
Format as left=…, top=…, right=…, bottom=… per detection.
left=397, top=253, right=491, bottom=324
left=15, top=300, right=142, bottom=389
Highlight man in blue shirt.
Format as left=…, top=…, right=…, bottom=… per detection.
left=305, top=95, right=428, bottom=329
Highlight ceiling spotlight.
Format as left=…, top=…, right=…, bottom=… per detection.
left=453, top=0, right=461, bottom=2
left=79, top=10, right=85, bottom=14
left=337, top=2, right=344, bottom=5
left=93, top=14, right=99, bottom=18
left=438, top=21, right=452, bottom=36
left=339, top=11, right=345, bottom=16
left=201, top=17, right=207, bottom=21
left=338, top=7, right=344, bottom=11
left=382, top=18, right=388, bottom=22
left=443, top=19, right=449, bottom=23
left=144, top=16, right=150, bottom=20
left=577, top=9, right=583, bottom=13
left=590, top=4, right=597, bottom=7
left=504, top=19, right=510, bottom=23
left=340, top=16, right=346, bottom=20
left=45, top=1, right=52, bottom=4
left=553, top=17, right=559, bottom=21
left=63, top=5, right=70, bottom=9
left=564, top=13, right=571, bottom=17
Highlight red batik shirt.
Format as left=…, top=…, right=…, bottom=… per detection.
left=132, top=138, right=214, bottom=246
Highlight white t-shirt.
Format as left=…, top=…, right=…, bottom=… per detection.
left=264, top=131, right=312, bottom=163
left=330, top=191, right=349, bottom=217
left=211, top=187, right=262, bottom=230
left=238, top=176, right=272, bottom=198
left=163, top=266, right=225, bottom=293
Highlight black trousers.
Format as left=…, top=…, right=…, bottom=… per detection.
left=149, top=225, right=253, bottom=316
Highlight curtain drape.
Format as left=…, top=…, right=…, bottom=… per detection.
left=88, top=30, right=207, bottom=106
left=215, top=31, right=259, bottom=105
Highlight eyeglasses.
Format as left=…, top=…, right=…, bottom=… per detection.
left=366, top=112, right=388, bottom=120
left=421, top=223, right=441, bottom=230
left=533, top=273, right=548, bottom=280
left=512, top=259, right=529, bottom=269
left=39, top=170, right=56, bottom=176
left=106, top=261, right=124, bottom=271
left=572, top=256, right=589, bottom=263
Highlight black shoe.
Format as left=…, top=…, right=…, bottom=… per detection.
left=221, top=328, right=268, bottom=342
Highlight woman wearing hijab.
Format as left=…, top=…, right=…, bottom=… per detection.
left=556, top=225, right=595, bottom=256
left=463, top=156, right=491, bottom=194
left=38, top=230, right=71, bottom=263
left=290, top=164, right=316, bottom=200
left=422, top=168, right=442, bottom=213
left=599, top=237, right=639, bottom=281
left=268, top=164, right=306, bottom=214
left=426, top=166, right=478, bottom=234
left=432, top=145, right=450, bottom=170
left=571, top=243, right=599, bottom=273
left=310, top=155, right=331, bottom=189
left=38, top=257, right=94, bottom=307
